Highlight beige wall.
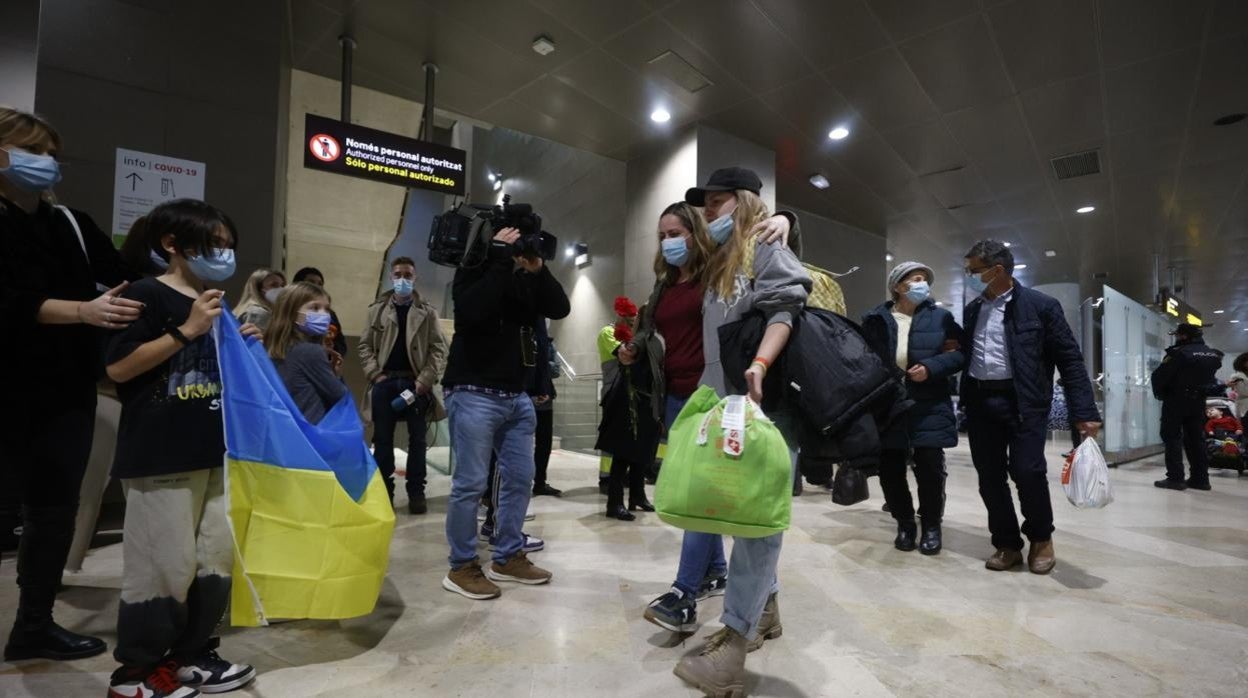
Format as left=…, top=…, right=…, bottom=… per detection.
left=623, top=130, right=698, bottom=304
left=285, top=69, right=425, bottom=336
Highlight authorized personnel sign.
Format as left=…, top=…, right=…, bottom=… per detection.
left=112, top=147, right=207, bottom=237
left=302, top=113, right=466, bottom=196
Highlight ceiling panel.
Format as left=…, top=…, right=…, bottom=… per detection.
left=527, top=0, right=653, bottom=41
left=602, top=15, right=752, bottom=116
left=552, top=49, right=694, bottom=127
left=864, top=0, right=980, bottom=42
left=944, top=97, right=1046, bottom=195
left=899, top=15, right=1014, bottom=113
left=880, top=120, right=967, bottom=175
left=753, top=0, right=890, bottom=70
left=996, top=186, right=1060, bottom=223
left=1104, top=48, right=1202, bottom=135
left=1107, top=126, right=1184, bottom=176
left=418, top=0, right=595, bottom=71
left=831, top=130, right=916, bottom=196
left=920, top=166, right=990, bottom=208
left=1098, top=0, right=1213, bottom=69
left=882, top=178, right=943, bottom=216
left=761, top=73, right=857, bottom=143
left=659, top=0, right=813, bottom=93
left=1019, top=73, right=1105, bottom=157
left=700, top=97, right=799, bottom=153
left=509, top=75, right=643, bottom=149
left=987, top=0, right=1097, bottom=91
left=826, top=48, right=941, bottom=131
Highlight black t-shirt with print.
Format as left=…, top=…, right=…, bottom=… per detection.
left=106, top=277, right=224, bottom=479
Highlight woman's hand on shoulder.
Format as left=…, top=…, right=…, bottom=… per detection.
left=751, top=215, right=790, bottom=246
left=79, top=281, right=144, bottom=329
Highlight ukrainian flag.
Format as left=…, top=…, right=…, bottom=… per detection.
left=215, top=308, right=394, bottom=627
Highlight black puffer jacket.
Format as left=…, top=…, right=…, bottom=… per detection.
left=861, top=300, right=965, bottom=449
left=719, top=308, right=910, bottom=461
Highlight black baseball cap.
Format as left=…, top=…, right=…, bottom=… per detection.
left=685, top=167, right=763, bottom=206
left=1170, top=323, right=1203, bottom=336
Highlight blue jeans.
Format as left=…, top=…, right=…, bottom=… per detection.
left=445, top=390, right=536, bottom=567
left=666, top=393, right=728, bottom=596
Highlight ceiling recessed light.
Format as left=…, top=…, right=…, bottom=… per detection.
left=1014, top=264, right=1028, bottom=270
left=564, top=245, right=575, bottom=258
left=1214, top=309, right=1225, bottom=314
left=487, top=172, right=496, bottom=182
left=1045, top=250, right=1057, bottom=257
left=1231, top=319, right=1241, bottom=324
left=885, top=253, right=894, bottom=262
left=1076, top=205, right=1095, bottom=214
left=828, top=126, right=850, bottom=140
left=650, top=108, right=671, bottom=123
left=1003, top=242, right=1012, bottom=247
left=1214, top=113, right=1246, bottom=126
left=809, top=173, right=830, bottom=189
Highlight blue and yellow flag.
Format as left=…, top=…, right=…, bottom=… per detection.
left=215, top=308, right=394, bottom=627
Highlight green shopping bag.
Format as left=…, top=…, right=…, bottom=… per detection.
left=655, top=386, right=791, bottom=538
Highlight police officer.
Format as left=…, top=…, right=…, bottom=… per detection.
left=1151, top=323, right=1223, bottom=491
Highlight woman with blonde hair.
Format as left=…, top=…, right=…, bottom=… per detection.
left=650, top=168, right=809, bottom=697
left=264, top=281, right=348, bottom=425
left=0, top=107, right=138, bottom=661
left=232, top=267, right=286, bottom=331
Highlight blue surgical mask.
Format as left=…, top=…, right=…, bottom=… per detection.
left=263, top=288, right=283, bottom=305
left=904, top=281, right=930, bottom=304
left=148, top=249, right=170, bottom=272
left=965, top=268, right=991, bottom=295
left=0, top=147, right=62, bottom=192
left=661, top=236, right=689, bottom=267
left=186, top=248, right=236, bottom=282
left=298, top=310, right=332, bottom=336
left=708, top=213, right=734, bottom=245
left=392, top=277, right=414, bottom=297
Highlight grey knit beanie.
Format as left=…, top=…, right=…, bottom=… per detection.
left=888, top=261, right=934, bottom=296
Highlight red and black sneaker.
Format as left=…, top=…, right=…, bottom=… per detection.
left=108, top=660, right=200, bottom=697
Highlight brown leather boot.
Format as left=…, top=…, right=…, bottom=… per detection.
left=985, top=548, right=1023, bottom=571
left=1028, top=540, right=1056, bottom=575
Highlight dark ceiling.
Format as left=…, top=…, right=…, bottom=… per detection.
left=291, top=0, right=1248, bottom=350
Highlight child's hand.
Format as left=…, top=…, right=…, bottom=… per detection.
left=182, top=290, right=224, bottom=339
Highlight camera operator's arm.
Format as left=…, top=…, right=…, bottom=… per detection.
left=453, top=228, right=522, bottom=331
left=516, top=255, right=570, bottom=321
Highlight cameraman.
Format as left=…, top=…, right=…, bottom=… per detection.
left=441, top=227, right=570, bottom=600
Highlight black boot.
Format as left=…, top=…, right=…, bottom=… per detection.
left=792, top=474, right=803, bottom=497
left=5, top=506, right=106, bottom=661
left=606, top=504, right=636, bottom=521
left=894, top=520, right=917, bottom=552
left=628, top=497, right=654, bottom=512
left=919, top=525, right=942, bottom=555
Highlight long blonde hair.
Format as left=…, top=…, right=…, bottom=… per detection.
left=653, top=202, right=715, bottom=287
left=703, top=190, right=770, bottom=299
left=264, top=281, right=331, bottom=361
left=234, top=268, right=285, bottom=319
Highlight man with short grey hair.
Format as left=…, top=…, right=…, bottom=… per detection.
left=960, top=240, right=1101, bottom=575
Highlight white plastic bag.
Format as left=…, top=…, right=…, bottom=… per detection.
left=1062, top=437, right=1114, bottom=508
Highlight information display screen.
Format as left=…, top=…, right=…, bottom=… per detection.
left=302, top=113, right=466, bottom=195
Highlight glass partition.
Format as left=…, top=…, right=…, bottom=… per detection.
left=1101, top=285, right=1171, bottom=460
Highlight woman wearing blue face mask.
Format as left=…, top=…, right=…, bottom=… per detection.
left=613, top=202, right=716, bottom=520
left=861, top=262, right=967, bottom=556
left=0, top=108, right=140, bottom=661
left=266, top=281, right=348, bottom=425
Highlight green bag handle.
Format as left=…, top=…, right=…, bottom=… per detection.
left=695, top=395, right=771, bottom=446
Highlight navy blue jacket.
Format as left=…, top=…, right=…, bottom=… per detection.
left=862, top=300, right=966, bottom=448
left=961, top=283, right=1099, bottom=423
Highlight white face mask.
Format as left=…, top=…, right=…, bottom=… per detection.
left=263, top=288, right=282, bottom=305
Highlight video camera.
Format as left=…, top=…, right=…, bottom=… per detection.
left=428, top=195, right=557, bottom=268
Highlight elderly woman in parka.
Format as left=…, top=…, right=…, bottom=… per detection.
left=862, top=261, right=966, bottom=556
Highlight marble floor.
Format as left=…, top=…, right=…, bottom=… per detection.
left=2, top=442, right=1247, bottom=697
